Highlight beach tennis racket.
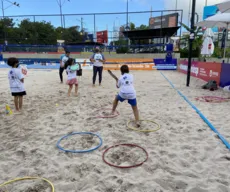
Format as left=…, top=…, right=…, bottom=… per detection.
left=108, top=70, right=118, bottom=81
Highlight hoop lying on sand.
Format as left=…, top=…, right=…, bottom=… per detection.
left=56, top=132, right=103, bottom=153
left=0, top=177, right=55, bottom=192
left=195, top=96, right=230, bottom=103
left=127, top=120, right=161, bottom=133
left=102, top=143, right=148, bottom=169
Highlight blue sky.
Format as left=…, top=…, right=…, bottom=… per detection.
left=2, top=0, right=222, bottom=34
left=2, top=0, right=165, bottom=32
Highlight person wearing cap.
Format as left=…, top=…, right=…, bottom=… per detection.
left=59, top=51, right=70, bottom=83
left=90, top=47, right=106, bottom=87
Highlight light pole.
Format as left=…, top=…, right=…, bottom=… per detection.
left=125, top=0, right=130, bottom=53
left=175, top=0, right=177, bottom=10
left=76, top=18, right=83, bottom=33
left=187, top=0, right=196, bottom=87
left=188, top=0, right=191, bottom=26
left=125, top=0, right=130, bottom=31
left=56, top=0, right=70, bottom=28
left=205, top=0, right=208, bottom=6
left=1, top=0, right=20, bottom=43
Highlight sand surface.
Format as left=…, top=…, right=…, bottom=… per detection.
left=0, top=69, right=229, bottom=192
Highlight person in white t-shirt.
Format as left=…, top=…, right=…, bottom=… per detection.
left=7, top=57, right=26, bottom=112
left=90, top=47, right=106, bottom=87
left=59, top=51, right=70, bottom=83
left=64, top=58, right=78, bottom=97
left=111, top=65, right=140, bottom=125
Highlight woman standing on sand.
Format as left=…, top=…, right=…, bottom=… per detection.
left=89, top=47, right=106, bottom=87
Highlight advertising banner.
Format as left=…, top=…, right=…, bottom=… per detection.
left=96, top=30, right=108, bottom=44
left=57, top=40, right=65, bottom=53
left=153, top=59, right=177, bottom=70
left=220, top=63, right=230, bottom=87
left=104, top=64, right=155, bottom=71
left=149, top=13, right=178, bottom=29
left=179, top=61, right=222, bottom=84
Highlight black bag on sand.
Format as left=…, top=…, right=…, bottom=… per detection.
left=202, top=80, right=218, bottom=91
left=76, top=63, right=82, bottom=76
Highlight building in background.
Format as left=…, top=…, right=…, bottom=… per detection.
left=119, top=26, right=125, bottom=38
left=113, top=26, right=119, bottom=41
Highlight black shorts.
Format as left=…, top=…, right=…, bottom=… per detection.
left=12, top=91, right=27, bottom=96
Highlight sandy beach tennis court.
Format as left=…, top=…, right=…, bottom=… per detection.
left=0, top=69, right=229, bottom=192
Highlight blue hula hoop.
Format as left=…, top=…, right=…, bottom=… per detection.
left=56, top=132, right=103, bottom=153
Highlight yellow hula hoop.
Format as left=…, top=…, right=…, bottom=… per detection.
left=127, top=120, right=161, bottom=133
left=0, top=177, right=55, bottom=192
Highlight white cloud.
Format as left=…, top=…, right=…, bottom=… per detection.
left=163, top=0, right=226, bottom=25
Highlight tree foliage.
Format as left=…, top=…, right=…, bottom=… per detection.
left=179, top=22, right=203, bottom=58
left=0, top=17, right=83, bottom=44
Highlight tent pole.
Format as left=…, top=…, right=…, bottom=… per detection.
left=223, top=23, right=228, bottom=60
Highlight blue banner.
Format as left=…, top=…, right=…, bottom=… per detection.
left=153, top=58, right=177, bottom=70
left=220, top=63, right=230, bottom=87
left=84, top=33, right=94, bottom=42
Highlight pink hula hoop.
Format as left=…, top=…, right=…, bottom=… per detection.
left=195, top=96, right=230, bottom=103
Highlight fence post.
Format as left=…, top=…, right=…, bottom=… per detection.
left=63, top=15, right=66, bottom=28
left=33, top=16, right=36, bottom=45
left=179, top=10, right=183, bottom=51
left=94, top=14, right=96, bottom=42
left=160, top=11, right=163, bottom=52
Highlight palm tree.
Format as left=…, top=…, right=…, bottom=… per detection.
left=180, top=22, right=203, bottom=58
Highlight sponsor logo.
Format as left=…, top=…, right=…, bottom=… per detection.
left=180, top=64, right=199, bottom=76
left=153, top=65, right=177, bottom=69
left=209, top=70, right=219, bottom=77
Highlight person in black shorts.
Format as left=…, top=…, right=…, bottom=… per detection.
left=59, top=51, right=70, bottom=83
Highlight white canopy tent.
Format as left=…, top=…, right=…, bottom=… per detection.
left=216, top=0, right=230, bottom=13
left=196, top=13, right=230, bottom=58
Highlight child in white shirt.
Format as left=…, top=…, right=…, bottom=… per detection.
left=111, top=65, right=140, bottom=125
left=7, top=57, right=26, bottom=112
left=64, top=58, right=78, bottom=97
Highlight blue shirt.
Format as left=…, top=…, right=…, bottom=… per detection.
left=60, top=54, right=65, bottom=61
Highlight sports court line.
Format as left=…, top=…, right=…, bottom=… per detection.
left=160, top=72, right=230, bottom=150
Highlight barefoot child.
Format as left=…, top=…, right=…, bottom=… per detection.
left=109, top=65, right=140, bottom=125
left=7, top=57, right=26, bottom=112
left=64, top=58, right=78, bottom=97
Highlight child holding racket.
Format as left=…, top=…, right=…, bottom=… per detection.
left=109, top=65, right=140, bottom=126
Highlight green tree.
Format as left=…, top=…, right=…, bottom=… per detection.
left=61, top=26, right=82, bottom=43
left=0, top=17, right=83, bottom=45
left=0, top=18, right=18, bottom=44
left=179, top=22, right=203, bottom=58
left=18, top=19, right=57, bottom=44
left=130, top=22, right=135, bottom=30
left=135, top=24, right=149, bottom=30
